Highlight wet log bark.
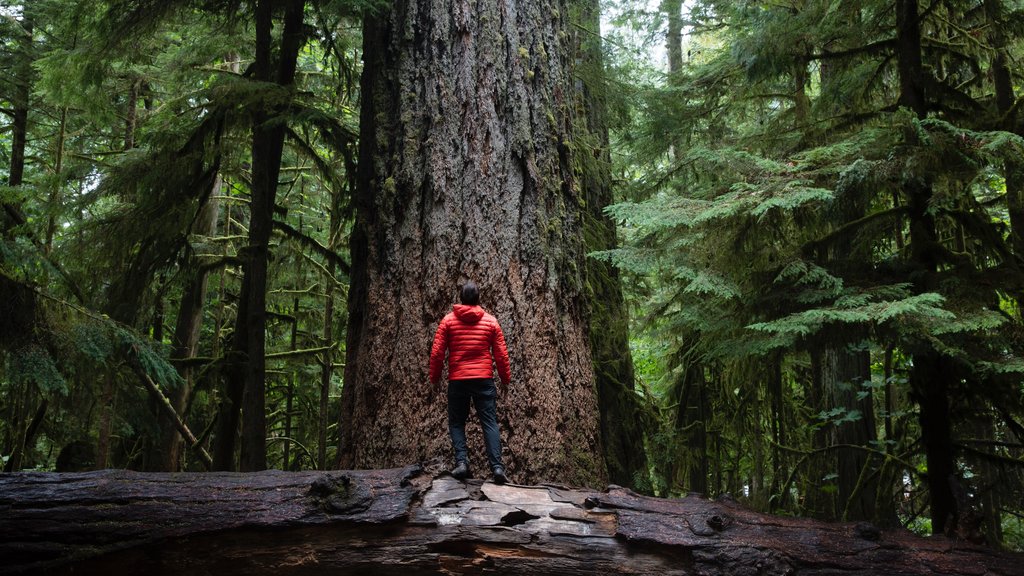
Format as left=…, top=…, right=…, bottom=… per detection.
left=1, top=465, right=1019, bottom=576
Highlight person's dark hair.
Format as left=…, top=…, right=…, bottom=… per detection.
left=460, top=281, right=480, bottom=305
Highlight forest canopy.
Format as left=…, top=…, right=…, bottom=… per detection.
left=1, top=0, right=1023, bottom=553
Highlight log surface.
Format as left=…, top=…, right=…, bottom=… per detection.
left=0, top=465, right=1020, bottom=575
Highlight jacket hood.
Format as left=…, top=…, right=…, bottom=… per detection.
left=453, top=304, right=485, bottom=324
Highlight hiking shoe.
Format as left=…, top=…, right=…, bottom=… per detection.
left=451, top=461, right=470, bottom=480
left=492, top=466, right=508, bottom=485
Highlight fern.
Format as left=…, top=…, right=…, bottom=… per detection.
left=7, top=345, right=68, bottom=396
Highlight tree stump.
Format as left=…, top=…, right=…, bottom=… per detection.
left=1, top=465, right=1020, bottom=575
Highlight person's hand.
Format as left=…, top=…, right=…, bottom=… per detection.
left=498, top=381, right=508, bottom=397
left=433, top=380, right=444, bottom=396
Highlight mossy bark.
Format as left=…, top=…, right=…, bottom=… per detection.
left=573, top=0, right=649, bottom=490
left=340, top=0, right=606, bottom=486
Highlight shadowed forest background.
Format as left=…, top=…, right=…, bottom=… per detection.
left=1, top=0, right=1023, bottom=553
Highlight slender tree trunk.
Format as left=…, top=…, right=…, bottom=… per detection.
left=125, top=77, right=140, bottom=151
left=983, top=0, right=1024, bottom=293
left=664, top=0, right=684, bottom=74
left=157, top=178, right=221, bottom=471
left=578, top=0, right=649, bottom=490
left=96, top=369, right=116, bottom=469
left=662, top=0, right=708, bottom=496
left=813, top=329, right=877, bottom=522
left=673, top=357, right=708, bottom=495
left=44, top=108, right=68, bottom=254
left=895, top=0, right=926, bottom=118
left=768, top=359, right=786, bottom=511
left=319, top=277, right=334, bottom=469
left=2, top=9, right=32, bottom=237
left=911, top=352, right=957, bottom=535
left=340, top=0, right=606, bottom=486
left=896, top=0, right=961, bottom=536
left=8, top=13, right=31, bottom=190
left=805, top=351, right=834, bottom=518
left=218, top=0, right=306, bottom=472
left=3, top=381, right=28, bottom=472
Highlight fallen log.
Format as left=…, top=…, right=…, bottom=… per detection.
left=0, top=465, right=1020, bottom=575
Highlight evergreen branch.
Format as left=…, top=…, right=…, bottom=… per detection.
left=273, top=220, right=351, bottom=274
left=956, top=443, right=1024, bottom=468
left=127, top=345, right=213, bottom=470
left=927, top=79, right=985, bottom=114
left=801, top=206, right=910, bottom=257
left=198, top=256, right=244, bottom=275
left=265, top=346, right=334, bottom=360
left=297, top=251, right=347, bottom=289
left=2, top=204, right=86, bottom=304
left=809, top=39, right=896, bottom=61
left=172, top=347, right=336, bottom=367
left=1000, top=409, right=1024, bottom=443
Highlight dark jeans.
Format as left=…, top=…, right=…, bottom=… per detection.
left=447, top=378, right=503, bottom=470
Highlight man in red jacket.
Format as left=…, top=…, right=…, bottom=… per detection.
left=429, top=281, right=512, bottom=483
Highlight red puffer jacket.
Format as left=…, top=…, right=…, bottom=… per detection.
left=429, top=304, right=511, bottom=386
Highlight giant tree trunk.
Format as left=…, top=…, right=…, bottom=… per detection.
left=2, top=467, right=1021, bottom=576
left=340, top=0, right=605, bottom=486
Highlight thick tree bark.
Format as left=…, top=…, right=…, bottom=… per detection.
left=340, top=0, right=605, bottom=485
left=1, top=466, right=1020, bottom=576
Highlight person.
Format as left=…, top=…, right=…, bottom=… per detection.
left=429, top=281, right=512, bottom=484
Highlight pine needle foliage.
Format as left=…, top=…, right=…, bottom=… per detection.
left=603, top=0, right=1024, bottom=543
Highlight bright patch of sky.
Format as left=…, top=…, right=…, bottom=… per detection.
left=0, top=3, right=23, bottom=19
left=600, top=0, right=697, bottom=72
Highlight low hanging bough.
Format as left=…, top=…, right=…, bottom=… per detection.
left=0, top=464, right=1019, bottom=575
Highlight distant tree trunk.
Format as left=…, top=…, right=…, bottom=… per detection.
left=895, top=0, right=926, bottom=118
left=156, top=178, right=221, bottom=471
left=664, top=0, right=684, bottom=73
left=811, top=328, right=877, bottom=522
left=983, top=0, right=1024, bottom=293
left=8, top=12, right=31, bottom=190
left=911, top=352, right=958, bottom=535
left=340, top=0, right=606, bottom=486
left=672, top=353, right=708, bottom=495
left=43, top=107, right=67, bottom=254
left=96, top=369, right=117, bottom=469
left=896, top=0, right=961, bottom=536
left=660, top=0, right=709, bottom=497
left=767, top=358, right=787, bottom=511
left=577, top=0, right=649, bottom=490
left=125, top=77, right=140, bottom=151
left=217, top=0, right=306, bottom=472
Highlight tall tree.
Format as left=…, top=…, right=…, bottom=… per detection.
left=339, top=0, right=607, bottom=485
left=576, top=0, right=650, bottom=490
left=216, top=0, right=307, bottom=472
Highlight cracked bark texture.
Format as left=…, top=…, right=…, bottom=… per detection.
left=340, top=0, right=604, bottom=486
left=2, top=468, right=1021, bottom=575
